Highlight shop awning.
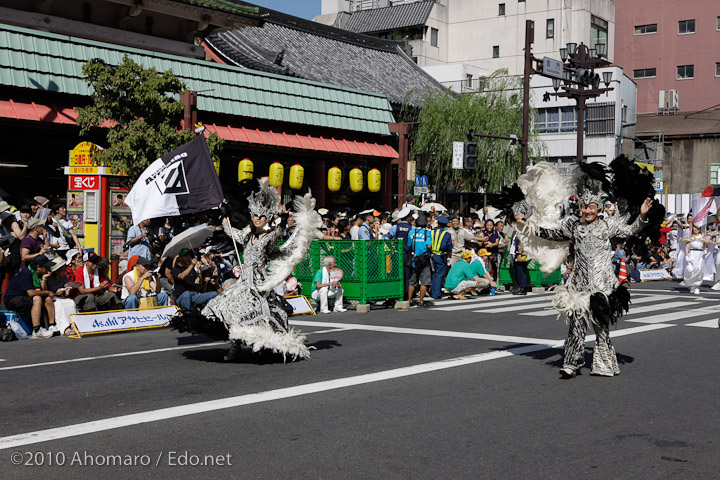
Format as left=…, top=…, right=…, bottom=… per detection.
left=0, top=99, right=398, bottom=159
left=205, top=124, right=398, bottom=158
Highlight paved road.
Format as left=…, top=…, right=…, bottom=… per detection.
left=1, top=280, right=718, bottom=479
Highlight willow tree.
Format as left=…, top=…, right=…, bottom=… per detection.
left=405, top=69, right=544, bottom=195
left=76, top=55, right=224, bottom=182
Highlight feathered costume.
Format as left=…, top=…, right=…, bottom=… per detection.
left=171, top=179, right=322, bottom=361
left=498, top=156, right=664, bottom=377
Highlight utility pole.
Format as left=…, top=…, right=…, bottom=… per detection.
left=520, top=20, right=533, bottom=175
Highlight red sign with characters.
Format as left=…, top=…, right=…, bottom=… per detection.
left=69, top=175, right=99, bottom=190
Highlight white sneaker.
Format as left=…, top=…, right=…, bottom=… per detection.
left=47, top=325, right=59, bottom=333
left=320, top=309, right=331, bottom=314
left=32, top=328, right=53, bottom=339
left=711, top=283, right=720, bottom=291
left=694, top=288, right=700, bottom=295
left=333, top=307, right=348, bottom=313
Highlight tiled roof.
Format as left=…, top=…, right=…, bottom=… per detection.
left=206, top=2, right=445, bottom=106
left=345, top=1, right=436, bottom=34
left=0, top=23, right=395, bottom=135
left=171, top=0, right=265, bottom=17
left=636, top=110, right=720, bottom=137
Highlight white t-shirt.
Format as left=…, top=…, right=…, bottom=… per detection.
left=350, top=225, right=360, bottom=240
left=50, top=218, right=74, bottom=250
left=121, top=269, right=154, bottom=300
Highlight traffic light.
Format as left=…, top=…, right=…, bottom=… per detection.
left=463, top=142, right=477, bottom=169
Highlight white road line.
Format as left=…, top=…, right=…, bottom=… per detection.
left=686, top=319, right=719, bottom=328
left=307, top=328, right=353, bottom=334
left=0, top=323, right=674, bottom=450
left=433, top=295, right=550, bottom=312
left=0, top=342, right=227, bottom=372
left=291, top=320, right=556, bottom=344
left=519, top=294, right=672, bottom=317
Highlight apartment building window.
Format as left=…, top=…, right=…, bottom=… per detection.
left=466, top=74, right=473, bottom=88
left=499, top=4, right=505, bottom=16
left=536, top=107, right=576, bottom=133
left=493, top=45, right=500, bottom=58
left=711, top=164, right=720, bottom=185
left=634, top=24, right=657, bottom=35
left=591, top=15, right=608, bottom=52
left=430, top=27, right=438, bottom=47
left=678, top=19, right=695, bottom=35
left=717, top=16, right=720, bottom=30
left=547, top=19, right=555, bottom=39
left=677, top=64, right=694, bottom=79
left=716, top=63, right=720, bottom=77
left=633, top=68, right=657, bottom=79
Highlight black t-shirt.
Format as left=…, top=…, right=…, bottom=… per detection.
left=171, top=263, right=198, bottom=297
left=160, top=257, right=174, bottom=279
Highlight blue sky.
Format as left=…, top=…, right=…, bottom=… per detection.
left=251, top=0, right=321, bottom=20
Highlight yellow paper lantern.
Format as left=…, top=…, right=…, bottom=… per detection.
left=328, top=166, right=342, bottom=192
left=349, top=167, right=363, bottom=193
left=268, top=162, right=284, bottom=187
left=238, top=158, right=253, bottom=182
left=368, top=168, right=381, bottom=193
left=289, top=164, right=304, bottom=189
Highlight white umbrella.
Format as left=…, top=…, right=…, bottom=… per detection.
left=421, top=202, right=447, bottom=212
left=162, top=224, right=216, bottom=258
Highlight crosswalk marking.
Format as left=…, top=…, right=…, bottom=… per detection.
left=518, top=294, right=672, bottom=317
left=626, top=308, right=718, bottom=324
left=433, top=295, right=550, bottom=312
left=686, top=319, right=719, bottom=328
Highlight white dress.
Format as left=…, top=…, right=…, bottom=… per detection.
left=680, top=238, right=707, bottom=287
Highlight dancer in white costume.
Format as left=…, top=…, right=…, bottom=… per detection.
left=672, top=214, right=692, bottom=278
left=679, top=224, right=709, bottom=294
left=171, top=179, right=322, bottom=361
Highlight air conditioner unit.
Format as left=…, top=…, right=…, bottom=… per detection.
left=668, top=89, right=679, bottom=109
left=658, top=90, right=667, bottom=109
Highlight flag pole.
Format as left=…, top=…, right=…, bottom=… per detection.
left=223, top=217, right=242, bottom=265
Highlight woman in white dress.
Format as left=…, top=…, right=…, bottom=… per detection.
left=672, top=213, right=692, bottom=278
left=680, top=224, right=707, bottom=294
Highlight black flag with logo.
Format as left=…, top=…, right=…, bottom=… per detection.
left=126, top=135, right=223, bottom=223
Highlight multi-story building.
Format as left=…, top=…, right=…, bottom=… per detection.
left=319, top=0, right=633, bottom=167
left=319, top=0, right=615, bottom=77
left=614, top=0, right=720, bottom=201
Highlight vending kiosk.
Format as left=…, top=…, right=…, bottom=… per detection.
left=65, top=142, right=130, bottom=260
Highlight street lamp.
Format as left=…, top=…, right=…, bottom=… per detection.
left=551, top=41, right=614, bottom=163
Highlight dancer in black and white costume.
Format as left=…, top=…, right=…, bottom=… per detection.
left=500, top=156, right=662, bottom=379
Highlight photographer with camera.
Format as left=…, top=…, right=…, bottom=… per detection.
left=171, top=248, right=219, bottom=311
left=121, top=257, right=169, bottom=309
left=125, top=219, right=153, bottom=259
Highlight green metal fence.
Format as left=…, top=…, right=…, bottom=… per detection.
left=293, top=240, right=405, bottom=304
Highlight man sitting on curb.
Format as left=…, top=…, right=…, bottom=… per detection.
left=73, top=253, right=122, bottom=312
left=311, top=255, right=347, bottom=314
left=2, top=255, right=57, bottom=338
left=444, top=250, right=496, bottom=300
left=121, top=257, right=169, bottom=309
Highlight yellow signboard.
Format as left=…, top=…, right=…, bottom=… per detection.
left=69, top=141, right=101, bottom=167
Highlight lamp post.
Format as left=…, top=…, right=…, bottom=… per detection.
left=553, top=41, right=613, bottom=163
